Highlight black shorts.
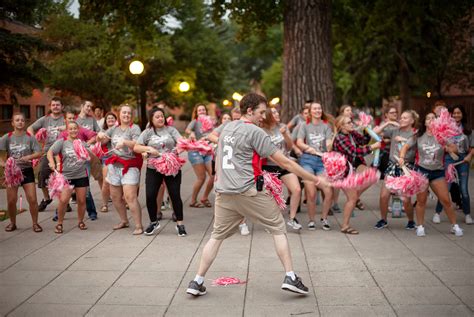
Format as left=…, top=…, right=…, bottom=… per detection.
left=262, top=165, right=289, bottom=179
left=68, top=177, right=89, bottom=188
left=21, top=168, right=35, bottom=185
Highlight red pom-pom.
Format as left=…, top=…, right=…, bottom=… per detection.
left=358, top=112, right=373, bottom=128
left=322, top=152, right=347, bottom=181
left=177, top=138, right=213, bottom=156
left=148, top=152, right=186, bottom=176
left=198, top=115, right=214, bottom=133
left=32, top=159, right=40, bottom=168
left=262, top=171, right=286, bottom=209
left=430, top=109, right=462, bottom=147
left=212, top=277, right=246, bottom=286
left=332, top=167, right=380, bottom=189
left=73, top=139, right=90, bottom=161
left=385, top=168, right=428, bottom=197
left=35, top=128, right=47, bottom=142
left=166, top=117, right=174, bottom=126
left=91, top=142, right=106, bottom=159
left=4, top=157, right=24, bottom=187
left=47, top=172, right=73, bottom=199
left=445, top=164, right=459, bottom=184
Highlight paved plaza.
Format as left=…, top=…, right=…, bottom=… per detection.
left=1, top=162, right=473, bottom=316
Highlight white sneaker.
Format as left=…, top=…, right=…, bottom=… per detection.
left=239, top=223, right=250, bottom=236
left=465, top=214, right=473, bottom=225
left=451, top=224, right=463, bottom=237
left=432, top=213, right=441, bottom=224
left=416, top=225, right=426, bottom=237
left=287, top=218, right=302, bottom=230
left=307, top=221, right=316, bottom=230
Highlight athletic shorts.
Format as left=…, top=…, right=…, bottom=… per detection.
left=106, top=165, right=140, bottom=186
left=188, top=151, right=212, bottom=166
left=262, top=165, right=290, bottom=179
left=68, top=177, right=89, bottom=188
left=299, top=153, right=325, bottom=175
left=20, top=168, right=35, bottom=185
left=38, top=155, right=53, bottom=188
left=415, top=165, right=445, bottom=183
left=211, top=187, right=287, bottom=240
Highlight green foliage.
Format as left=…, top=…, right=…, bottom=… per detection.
left=261, top=57, right=282, bottom=99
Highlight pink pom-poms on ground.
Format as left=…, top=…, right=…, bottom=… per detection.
left=148, top=152, right=186, bottom=176
left=177, top=138, right=213, bottom=156
left=262, top=171, right=286, bottom=209
left=35, top=128, right=47, bottom=142
left=332, top=167, right=380, bottom=190
left=73, top=139, right=90, bottom=161
left=198, top=115, right=214, bottom=133
left=385, top=167, right=429, bottom=197
left=322, top=152, right=347, bottom=181
left=211, top=277, right=246, bottom=286
left=4, top=157, right=24, bottom=187
left=47, top=172, right=73, bottom=199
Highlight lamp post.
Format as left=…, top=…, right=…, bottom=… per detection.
left=129, top=60, right=145, bottom=127
left=178, top=81, right=190, bottom=93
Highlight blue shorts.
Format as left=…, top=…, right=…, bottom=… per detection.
left=188, top=151, right=212, bottom=166
left=299, top=153, right=325, bottom=175
left=415, top=165, right=445, bottom=183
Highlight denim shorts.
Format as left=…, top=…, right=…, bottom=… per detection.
left=415, top=165, right=445, bottom=183
left=188, top=151, right=212, bottom=166
left=299, top=153, right=325, bottom=175
left=106, top=165, right=140, bottom=186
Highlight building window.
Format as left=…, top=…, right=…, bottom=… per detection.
left=20, top=105, right=31, bottom=119
left=1, top=104, right=13, bottom=120
left=36, top=105, right=45, bottom=118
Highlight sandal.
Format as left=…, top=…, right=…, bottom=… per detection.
left=189, top=202, right=205, bottom=208
left=341, top=227, right=359, bottom=235
left=55, top=224, right=63, bottom=234
left=355, top=199, right=365, bottom=210
left=78, top=221, right=88, bottom=230
left=32, top=223, right=43, bottom=233
left=100, top=205, right=108, bottom=213
left=200, top=199, right=212, bottom=208
left=132, top=227, right=143, bottom=235
left=5, top=223, right=17, bottom=232
left=113, top=222, right=129, bottom=230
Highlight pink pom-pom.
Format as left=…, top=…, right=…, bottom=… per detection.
left=332, top=167, right=380, bottom=189
left=148, top=152, right=186, bottom=176
left=32, top=159, right=40, bottom=168
left=262, top=171, right=286, bottom=209
left=166, top=117, right=174, bottom=126
left=177, top=138, right=213, bottom=156
left=90, top=142, right=105, bottom=159
left=358, top=112, right=373, bottom=128
left=322, top=152, right=347, bottom=181
left=430, top=109, right=462, bottom=147
left=385, top=168, right=428, bottom=197
left=212, top=277, right=246, bottom=286
left=198, top=115, right=214, bottom=133
left=73, top=139, right=90, bottom=161
left=35, top=128, right=47, bottom=142
left=3, top=157, right=24, bottom=187
left=47, top=172, right=73, bottom=199
left=445, top=164, right=459, bottom=184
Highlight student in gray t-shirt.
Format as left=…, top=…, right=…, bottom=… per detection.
left=399, top=112, right=463, bottom=237
left=76, top=101, right=100, bottom=132
left=0, top=113, right=43, bottom=233
left=134, top=107, right=186, bottom=236
left=47, top=121, right=90, bottom=234
left=27, top=97, right=66, bottom=211
left=186, top=93, right=331, bottom=298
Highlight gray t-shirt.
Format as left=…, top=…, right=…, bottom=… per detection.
left=50, top=139, right=88, bottom=179
left=297, top=122, right=333, bottom=152
left=105, top=124, right=141, bottom=160
left=263, top=125, right=287, bottom=166
left=414, top=133, right=444, bottom=170
left=0, top=132, right=41, bottom=169
left=76, top=116, right=100, bottom=132
left=384, top=128, right=416, bottom=163
left=289, top=114, right=305, bottom=128
left=137, top=126, right=182, bottom=169
left=450, top=132, right=471, bottom=155
left=215, top=120, right=278, bottom=194
left=30, top=115, right=66, bottom=150
left=291, top=123, right=302, bottom=141
left=187, top=119, right=212, bottom=140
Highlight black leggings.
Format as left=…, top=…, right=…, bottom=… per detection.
left=145, top=168, right=183, bottom=222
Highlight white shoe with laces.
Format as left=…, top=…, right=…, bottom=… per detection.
left=432, top=213, right=441, bottom=224
left=416, top=225, right=426, bottom=237
left=239, top=223, right=250, bottom=236
left=465, top=214, right=472, bottom=225
left=451, top=224, right=463, bottom=237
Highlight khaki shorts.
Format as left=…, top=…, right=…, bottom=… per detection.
left=211, top=187, right=287, bottom=240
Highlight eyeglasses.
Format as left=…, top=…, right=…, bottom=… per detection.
left=388, top=111, right=398, bottom=114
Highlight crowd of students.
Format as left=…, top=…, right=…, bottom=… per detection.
left=1, top=97, right=472, bottom=239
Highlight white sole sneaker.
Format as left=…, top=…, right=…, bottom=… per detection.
left=416, top=226, right=426, bottom=237
left=432, top=213, right=441, bottom=224
left=281, top=283, right=309, bottom=294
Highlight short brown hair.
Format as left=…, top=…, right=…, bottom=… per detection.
left=240, top=93, right=267, bottom=114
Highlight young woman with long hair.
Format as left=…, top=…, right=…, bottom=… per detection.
left=99, top=112, right=117, bottom=213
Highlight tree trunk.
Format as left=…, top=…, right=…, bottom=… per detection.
left=281, top=0, right=334, bottom=122
left=398, top=56, right=411, bottom=111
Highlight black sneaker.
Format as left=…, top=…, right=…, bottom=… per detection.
left=405, top=221, right=416, bottom=230
left=176, top=225, right=187, bottom=237
left=144, top=222, right=160, bottom=236
left=374, top=219, right=388, bottom=229
left=186, top=280, right=206, bottom=296
left=281, top=275, right=309, bottom=294
left=38, top=199, right=52, bottom=212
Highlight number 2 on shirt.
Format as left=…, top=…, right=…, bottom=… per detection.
left=222, top=145, right=235, bottom=169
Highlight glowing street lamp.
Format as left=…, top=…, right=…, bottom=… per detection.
left=232, top=92, right=243, bottom=101
left=222, top=99, right=231, bottom=107
left=426, top=91, right=431, bottom=98
left=129, top=60, right=144, bottom=75
left=178, top=81, right=190, bottom=93
left=270, top=97, right=280, bottom=105
left=129, top=60, right=145, bottom=128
